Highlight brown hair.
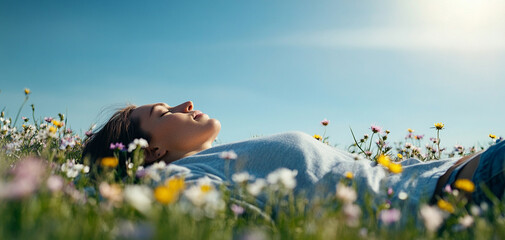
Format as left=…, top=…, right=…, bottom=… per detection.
left=81, top=105, right=151, bottom=179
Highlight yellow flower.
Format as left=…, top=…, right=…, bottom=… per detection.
left=388, top=163, right=403, bottom=174
left=48, top=126, right=57, bottom=134
left=313, top=134, right=322, bottom=141
left=200, top=184, right=213, bottom=193
left=101, top=156, right=119, bottom=168
left=165, top=177, right=185, bottom=192
left=154, top=185, right=178, bottom=204
left=52, top=120, right=64, bottom=128
left=24, top=88, right=30, bottom=95
left=407, top=128, right=414, bottom=133
left=489, top=134, right=497, bottom=139
left=454, top=179, right=475, bottom=193
left=345, top=171, right=353, bottom=179
left=437, top=199, right=455, bottom=213
left=434, top=122, right=445, bottom=130
left=397, top=153, right=403, bottom=160
left=377, top=155, right=391, bottom=167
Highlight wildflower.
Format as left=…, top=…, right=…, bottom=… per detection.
left=60, top=159, right=89, bottom=178
left=336, top=182, right=357, bottom=203
left=408, top=128, right=414, bottom=133
left=458, top=215, right=474, bottom=229
left=434, top=122, right=445, bottom=130
left=219, top=150, right=237, bottom=160
left=232, top=172, right=253, bottom=183
left=110, top=142, right=126, bottom=151
left=420, top=205, right=447, bottom=232
left=184, top=177, right=225, bottom=212
left=99, top=182, right=123, bottom=204
left=387, top=187, right=394, bottom=196
left=0, top=157, right=46, bottom=199
left=165, top=177, right=185, bottom=193
left=345, top=171, right=353, bottom=179
left=85, top=130, right=93, bottom=137
left=489, top=134, right=497, bottom=139
left=397, top=153, right=403, bottom=160
left=398, top=191, right=408, bottom=200
left=437, top=199, right=455, bottom=213
left=52, top=120, right=64, bottom=128
left=46, top=175, right=64, bottom=193
left=377, top=155, right=391, bottom=167
left=24, top=88, right=30, bottom=95
left=415, top=135, right=424, bottom=140
left=321, top=118, right=330, bottom=126
left=154, top=185, right=178, bottom=204
left=101, top=156, right=119, bottom=168
left=124, top=185, right=153, bottom=214
left=44, top=117, right=53, bottom=123
left=48, top=126, right=57, bottom=135
left=454, top=179, right=475, bottom=193
left=370, top=125, right=382, bottom=133
left=266, top=168, right=298, bottom=190
left=363, top=134, right=369, bottom=139
left=247, top=178, right=267, bottom=196
left=128, top=138, right=149, bottom=152
left=388, top=163, right=403, bottom=174
left=365, top=151, right=372, bottom=157
left=230, top=204, right=245, bottom=216
left=379, top=208, right=401, bottom=225
left=343, top=203, right=362, bottom=227
left=313, top=134, right=322, bottom=141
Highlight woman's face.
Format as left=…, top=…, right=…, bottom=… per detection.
left=131, top=101, right=221, bottom=164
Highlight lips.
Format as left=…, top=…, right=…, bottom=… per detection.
left=192, top=110, right=203, bottom=120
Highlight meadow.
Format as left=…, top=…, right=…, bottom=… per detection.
left=1, top=89, right=504, bottom=239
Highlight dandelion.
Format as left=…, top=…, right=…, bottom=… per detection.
left=336, top=182, right=357, bottom=203
left=345, top=171, right=353, bottom=179
left=52, top=120, right=64, bottom=128
left=379, top=208, right=401, bottom=225
left=313, top=134, right=322, bottom=141
left=489, top=134, right=497, bottom=139
left=377, top=155, right=391, bottom=167
left=219, top=150, right=237, bottom=160
left=434, top=122, right=445, bottom=130
left=24, top=88, right=30, bottom=95
left=101, top=156, right=119, bottom=168
left=321, top=118, right=330, bottom=126
left=388, top=163, right=403, bottom=174
left=437, top=199, right=455, bottom=213
left=165, top=177, right=185, bottom=193
left=397, top=153, right=403, bottom=160
left=408, top=128, right=414, bottom=133
left=370, top=125, right=382, bottom=133
left=454, top=179, right=475, bottom=193
left=154, top=185, right=178, bottom=204
left=420, top=204, right=447, bottom=232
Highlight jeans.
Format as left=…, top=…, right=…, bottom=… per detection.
left=472, top=139, right=505, bottom=204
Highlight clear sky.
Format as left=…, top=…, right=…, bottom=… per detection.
left=1, top=0, right=504, bottom=150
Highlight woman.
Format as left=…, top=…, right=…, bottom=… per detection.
left=82, top=101, right=504, bottom=208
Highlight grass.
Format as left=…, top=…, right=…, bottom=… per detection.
left=0, top=89, right=504, bottom=239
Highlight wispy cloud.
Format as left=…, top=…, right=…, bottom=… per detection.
left=259, top=27, right=505, bottom=52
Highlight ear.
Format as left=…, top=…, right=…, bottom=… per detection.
left=144, top=146, right=168, bottom=164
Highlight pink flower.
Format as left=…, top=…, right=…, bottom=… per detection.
left=44, top=117, right=53, bottom=123
left=0, top=157, right=46, bottom=199
left=370, top=125, right=382, bottom=133
left=379, top=208, right=401, bottom=225
left=230, top=204, right=245, bottom=216
left=387, top=187, right=394, bottom=196
left=321, top=119, right=330, bottom=126
left=46, top=175, right=64, bottom=193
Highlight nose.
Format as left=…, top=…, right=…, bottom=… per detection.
left=172, top=101, right=193, bottom=113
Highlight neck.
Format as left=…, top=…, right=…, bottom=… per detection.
left=165, top=142, right=213, bottom=163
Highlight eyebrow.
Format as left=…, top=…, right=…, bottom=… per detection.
left=149, top=103, right=166, bottom=117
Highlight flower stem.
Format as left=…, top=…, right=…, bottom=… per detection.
left=13, top=96, right=29, bottom=127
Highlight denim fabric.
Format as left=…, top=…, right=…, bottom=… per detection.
left=154, top=131, right=458, bottom=209
left=472, top=139, right=505, bottom=204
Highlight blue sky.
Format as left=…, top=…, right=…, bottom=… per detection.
left=1, top=0, right=504, bottom=149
